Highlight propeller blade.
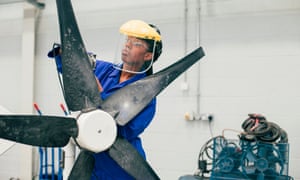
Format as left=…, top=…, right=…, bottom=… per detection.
left=108, top=137, right=159, bottom=180
left=0, top=115, right=78, bottom=147
left=0, top=105, right=16, bottom=155
left=56, top=0, right=102, bottom=111
left=102, top=47, right=205, bottom=125
left=68, top=150, right=95, bottom=180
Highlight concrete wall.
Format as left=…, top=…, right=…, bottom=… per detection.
left=0, top=0, right=299, bottom=179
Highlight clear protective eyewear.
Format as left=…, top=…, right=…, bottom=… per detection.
left=125, top=38, right=148, bottom=49
left=112, top=36, right=157, bottom=74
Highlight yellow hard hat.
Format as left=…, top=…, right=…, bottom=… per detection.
left=119, top=20, right=161, bottom=41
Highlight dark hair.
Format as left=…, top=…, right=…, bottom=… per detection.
left=144, top=24, right=162, bottom=61
left=142, top=24, right=163, bottom=76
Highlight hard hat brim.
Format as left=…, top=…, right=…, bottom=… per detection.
left=119, top=20, right=161, bottom=41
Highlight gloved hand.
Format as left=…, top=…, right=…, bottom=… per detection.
left=48, top=43, right=102, bottom=92
left=47, top=43, right=96, bottom=73
left=48, top=43, right=62, bottom=73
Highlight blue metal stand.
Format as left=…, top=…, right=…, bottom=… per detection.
left=34, top=103, right=64, bottom=180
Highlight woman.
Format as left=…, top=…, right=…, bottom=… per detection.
left=48, top=19, right=163, bottom=179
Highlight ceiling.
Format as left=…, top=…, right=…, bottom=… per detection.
left=0, top=0, right=25, bottom=4
left=0, top=0, right=44, bottom=9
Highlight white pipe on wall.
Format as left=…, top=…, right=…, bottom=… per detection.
left=195, top=0, right=201, bottom=116
left=183, top=0, right=188, bottom=83
left=19, top=3, right=36, bottom=179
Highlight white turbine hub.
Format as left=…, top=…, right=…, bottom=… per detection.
left=75, top=109, right=117, bottom=153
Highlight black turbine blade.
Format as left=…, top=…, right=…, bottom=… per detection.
left=0, top=115, right=78, bottom=147
left=68, top=150, right=95, bottom=180
left=102, top=47, right=205, bottom=125
left=56, top=0, right=102, bottom=111
left=108, top=137, right=159, bottom=180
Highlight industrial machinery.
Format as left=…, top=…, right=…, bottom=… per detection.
left=211, top=114, right=292, bottom=180
left=181, top=114, right=293, bottom=180
left=210, top=136, right=290, bottom=180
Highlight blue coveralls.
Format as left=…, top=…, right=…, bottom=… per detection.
left=91, top=60, right=156, bottom=180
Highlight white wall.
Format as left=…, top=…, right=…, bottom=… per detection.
left=0, top=0, right=299, bottom=179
